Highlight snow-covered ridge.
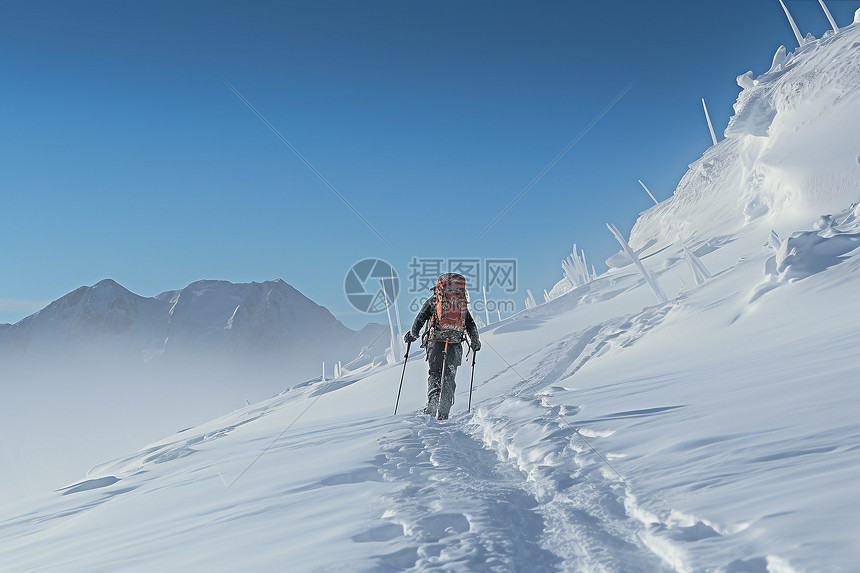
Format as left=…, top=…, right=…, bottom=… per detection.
left=618, top=22, right=860, bottom=266
left=3, top=279, right=168, bottom=350
left=154, top=278, right=351, bottom=355
left=1, top=278, right=383, bottom=369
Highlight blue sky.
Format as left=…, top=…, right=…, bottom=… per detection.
left=2, top=1, right=857, bottom=329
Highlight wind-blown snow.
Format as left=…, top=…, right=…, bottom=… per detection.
left=2, top=17, right=860, bottom=573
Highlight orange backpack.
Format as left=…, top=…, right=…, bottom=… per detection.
left=429, top=273, right=468, bottom=343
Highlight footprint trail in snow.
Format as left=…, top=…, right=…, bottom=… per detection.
left=367, top=409, right=672, bottom=572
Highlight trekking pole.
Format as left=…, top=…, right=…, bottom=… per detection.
left=393, top=339, right=412, bottom=415
left=435, top=338, right=450, bottom=419
left=468, top=347, right=477, bottom=412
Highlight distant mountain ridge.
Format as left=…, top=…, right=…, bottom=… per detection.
left=0, top=278, right=387, bottom=382
left=3, top=279, right=168, bottom=353
left=0, top=279, right=388, bottom=504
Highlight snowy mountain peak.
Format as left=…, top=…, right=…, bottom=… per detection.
left=11, top=278, right=164, bottom=345
left=158, top=277, right=345, bottom=350
left=2, top=278, right=384, bottom=378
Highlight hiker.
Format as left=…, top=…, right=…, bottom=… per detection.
left=404, top=273, right=480, bottom=419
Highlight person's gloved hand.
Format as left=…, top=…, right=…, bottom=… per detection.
left=404, top=332, right=418, bottom=344
left=472, top=339, right=481, bottom=352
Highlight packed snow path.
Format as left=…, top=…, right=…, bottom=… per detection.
left=373, top=412, right=669, bottom=572
left=374, top=417, right=564, bottom=572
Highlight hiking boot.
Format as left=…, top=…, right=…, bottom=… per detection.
left=423, top=394, right=439, bottom=416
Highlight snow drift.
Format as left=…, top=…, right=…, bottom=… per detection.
left=610, top=22, right=860, bottom=270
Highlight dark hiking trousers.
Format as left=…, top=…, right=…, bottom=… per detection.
left=425, top=340, right=463, bottom=419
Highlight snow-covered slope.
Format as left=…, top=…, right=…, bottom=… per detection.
left=2, top=18, right=859, bottom=573
left=625, top=22, right=860, bottom=261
